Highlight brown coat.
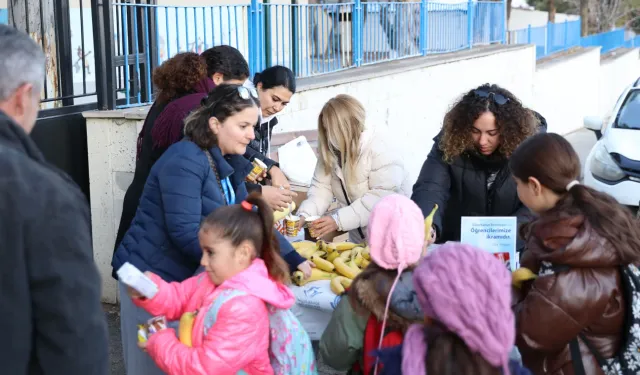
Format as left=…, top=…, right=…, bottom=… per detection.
left=514, top=214, right=625, bottom=375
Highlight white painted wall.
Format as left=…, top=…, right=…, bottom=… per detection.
left=509, top=9, right=579, bottom=31
left=532, top=47, right=601, bottom=134
left=84, top=45, right=640, bottom=302
left=598, top=49, right=640, bottom=119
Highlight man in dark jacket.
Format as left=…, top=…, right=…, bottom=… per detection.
left=0, top=25, right=109, bottom=374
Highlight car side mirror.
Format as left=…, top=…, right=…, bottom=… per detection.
left=584, top=116, right=604, bottom=140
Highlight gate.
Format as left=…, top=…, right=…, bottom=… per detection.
left=4, top=0, right=138, bottom=201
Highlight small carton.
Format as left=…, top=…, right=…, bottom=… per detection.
left=116, top=262, right=158, bottom=299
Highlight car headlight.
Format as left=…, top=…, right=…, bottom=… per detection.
left=590, top=143, right=626, bottom=182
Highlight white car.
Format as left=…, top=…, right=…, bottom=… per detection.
left=583, top=79, right=640, bottom=217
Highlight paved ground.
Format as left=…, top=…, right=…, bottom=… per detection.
left=105, top=129, right=598, bottom=375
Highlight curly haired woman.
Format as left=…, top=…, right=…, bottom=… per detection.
left=411, top=83, right=547, bottom=251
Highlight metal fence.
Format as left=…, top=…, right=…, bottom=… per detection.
left=110, top=0, right=507, bottom=108
left=508, top=20, right=638, bottom=60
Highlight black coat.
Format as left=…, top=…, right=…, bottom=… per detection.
left=246, top=116, right=280, bottom=193
left=0, top=111, right=109, bottom=374
left=411, top=113, right=547, bottom=251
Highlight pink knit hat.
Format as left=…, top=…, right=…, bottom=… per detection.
left=367, top=194, right=425, bottom=375
left=401, top=243, right=515, bottom=375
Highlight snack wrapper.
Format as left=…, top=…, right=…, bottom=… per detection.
left=137, top=316, right=168, bottom=343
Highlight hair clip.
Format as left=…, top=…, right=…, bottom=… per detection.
left=241, top=200, right=257, bottom=212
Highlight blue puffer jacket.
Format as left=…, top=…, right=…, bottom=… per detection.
left=112, top=140, right=305, bottom=282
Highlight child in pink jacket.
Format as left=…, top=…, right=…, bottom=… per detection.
left=128, top=194, right=305, bottom=375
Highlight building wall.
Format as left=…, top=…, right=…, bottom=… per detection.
left=509, top=8, right=580, bottom=31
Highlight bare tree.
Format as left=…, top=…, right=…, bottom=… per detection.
left=548, top=0, right=556, bottom=22
left=564, top=0, right=631, bottom=32
left=580, top=0, right=589, bottom=35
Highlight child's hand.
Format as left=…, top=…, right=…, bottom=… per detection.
left=127, top=286, right=144, bottom=299
left=297, top=260, right=315, bottom=279
left=138, top=340, right=148, bottom=352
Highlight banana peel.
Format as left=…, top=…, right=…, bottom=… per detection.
left=424, top=204, right=439, bottom=239
left=512, top=267, right=537, bottom=289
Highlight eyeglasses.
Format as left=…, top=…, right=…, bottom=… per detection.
left=237, top=86, right=258, bottom=100
left=474, top=89, right=509, bottom=105
left=201, top=85, right=258, bottom=107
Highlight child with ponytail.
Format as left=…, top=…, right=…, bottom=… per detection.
left=129, top=193, right=315, bottom=375
left=509, top=133, right=640, bottom=375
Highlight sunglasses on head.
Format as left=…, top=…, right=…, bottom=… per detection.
left=474, top=89, right=509, bottom=105
left=201, top=85, right=259, bottom=106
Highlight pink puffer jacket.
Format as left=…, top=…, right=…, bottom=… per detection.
left=134, top=259, right=296, bottom=375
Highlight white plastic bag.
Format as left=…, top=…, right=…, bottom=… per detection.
left=289, top=280, right=342, bottom=312
left=278, top=136, right=317, bottom=186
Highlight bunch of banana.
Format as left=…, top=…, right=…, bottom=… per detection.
left=291, top=240, right=371, bottom=295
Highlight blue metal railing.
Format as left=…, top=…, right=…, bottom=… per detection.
left=0, top=9, right=7, bottom=25
left=112, top=0, right=508, bottom=108
left=509, top=20, right=637, bottom=60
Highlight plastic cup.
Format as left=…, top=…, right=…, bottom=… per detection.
left=247, top=159, right=267, bottom=182
left=305, top=215, right=321, bottom=238
left=285, top=214, right=300, bottom=237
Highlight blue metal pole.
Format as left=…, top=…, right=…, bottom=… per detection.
left=527, top=24, right=531, bottom=44
left=249, top=0, right=259, bottom=76
left=420, top=0, right=428, bottom=55
left=467, top=0, right=473, bottom=49
left=502, top=0, right=507, bottom=44
left=353, top=0, right=362, bottom=66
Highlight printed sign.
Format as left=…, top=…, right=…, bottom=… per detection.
left=460, top=216, right=518, bottom=271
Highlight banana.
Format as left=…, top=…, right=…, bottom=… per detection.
left=178, top=311, right=198, bottom=347
left=316, top=240, right=327, bottom=252
left=334, top=242, right=362, bottom=251
left=361, top=258, right=370, bottom=268
left=310, top=255, right=335, bottom=272
left=333, top=258, right=360, bottom=279
left=273, top=201, right=296, bottom=222
left=424, top=204, right=439, bottom=239
left=312, top=250, right=327, bottom=259
left=347, top=258, right=362, bottom=275
left=339, top=250, right=352, bottom=260
left=512, top=267, right=537, bottom=288
left=362, top=247, right=370, bottom=260
left=330, top=276, right=353, bottom=295
left=353, top=250, right=364, bottom=267
left=325, top=243, right=337, bottom=253
left=292, top=269, right=336, bottom=286
left=326, top=251, right=341, bottom=262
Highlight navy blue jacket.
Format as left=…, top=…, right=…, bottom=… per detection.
left=112, top=140, right=305, bottom=282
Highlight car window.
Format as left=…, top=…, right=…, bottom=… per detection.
left=614, top=90, right=640, bottom=130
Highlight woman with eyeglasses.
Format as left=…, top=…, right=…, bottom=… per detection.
left=411, top=83, right=547, bottom=250
left=111, top=84, right=311, bottom=375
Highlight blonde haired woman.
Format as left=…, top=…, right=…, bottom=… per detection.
left=297, top=94, right=409, bottom=242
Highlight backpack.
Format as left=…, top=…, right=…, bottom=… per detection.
left=203, top=289, right=318, bottom=375
left=539, top=261, right=640, bottom=375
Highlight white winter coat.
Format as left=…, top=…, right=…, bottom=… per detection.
left=297, top=126, right=410, bottom=243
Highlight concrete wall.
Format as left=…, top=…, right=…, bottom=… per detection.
left=509, top=8, right=580, bottom=31
left=598, top=49, right=640, bottom=118
left=532, top=48, right=601, bottom=135
left=84, top=44, right=640, bottom=302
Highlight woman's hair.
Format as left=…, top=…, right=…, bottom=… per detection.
left=317, top=94, right=365, bottom=187
left=153, top=52, right=207, bottom=103
left=183, top=84, right=260, bottom=149
left=424, top=328, right=502, bottom=375
left=509, top=133, right=640, bottom=263
left=201, top=193, right=290, bottom=284
left=253, top=65, right=296, bottom=94
left=440, top=83, right=538, bottom=162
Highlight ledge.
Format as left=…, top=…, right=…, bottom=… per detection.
left=82, top=44, right=534, bottom=120
left=535, top=46, right=601, bottom=68
left=601, top=47, right=639, bottom=63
